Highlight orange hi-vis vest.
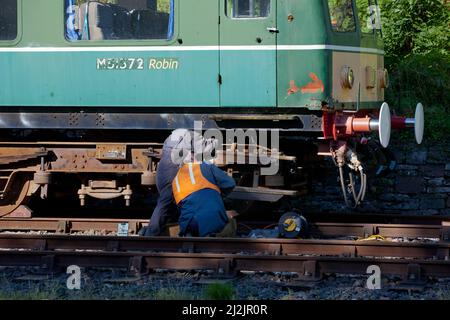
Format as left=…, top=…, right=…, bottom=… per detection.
left=172, top=162, right=221, bottom=205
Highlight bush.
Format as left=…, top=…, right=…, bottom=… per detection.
left=385, top=51, right=450, bottom=139
left=380, top=0, right=450, bottom=59
left=205, top=282, right=235, bottom=300
left=380, top=0, right=450, bottom=140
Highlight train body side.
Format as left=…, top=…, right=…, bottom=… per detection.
left=0, top=0, right=385, bottom=111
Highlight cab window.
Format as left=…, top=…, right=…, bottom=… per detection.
left=226, top=0, right=270, bottom=18
left=65, top=0, right=174, bottom=41
left=0, top=0, right=18, bottom=41
left=328, top=0, right=356, bottom=33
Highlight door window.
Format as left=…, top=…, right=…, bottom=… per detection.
left=328, top=0, right=356, bottom=32
left=226, top=0, right=270, bottom=18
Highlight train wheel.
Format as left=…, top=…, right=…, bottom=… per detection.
left=0, top=179, right=31, bottom=218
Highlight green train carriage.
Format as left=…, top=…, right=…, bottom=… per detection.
left=0, top=0, right=422, bottom=217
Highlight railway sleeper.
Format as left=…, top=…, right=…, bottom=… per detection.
left=392, top=264, right=428, bottom=292
left=441, top=223, right=450, bottom=242
left=128, top=256, right=145, bottom=276
left=39, top=254, right=63, bottom=275
left=298, top=260, right=322, bottom=282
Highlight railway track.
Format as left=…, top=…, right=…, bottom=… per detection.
left=1, top=216, right=449, bottom=240
left=0, top=215, right=449, bottom=282
left=0, top=230, right=449, bottom=281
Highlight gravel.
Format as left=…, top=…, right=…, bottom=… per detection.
left=0, top=267, right=448, bottom=300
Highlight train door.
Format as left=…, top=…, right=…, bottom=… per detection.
left=219, top=0, right=277, bottom=107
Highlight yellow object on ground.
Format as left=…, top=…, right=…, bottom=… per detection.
left=357, top=234, right=386, bottom=241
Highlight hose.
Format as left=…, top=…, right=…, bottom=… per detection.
left=339, top=165, right=367, bottom=208
left=339, top=165, right=350, bottom=207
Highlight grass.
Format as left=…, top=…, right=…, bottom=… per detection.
left=0, top=279, right=62, bottom=300
left=205, top=282, right=235, bottom=300
left=154, top=287, right=199, bottom=300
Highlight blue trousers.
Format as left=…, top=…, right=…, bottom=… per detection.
left=144, top=149, right=179, bottom=236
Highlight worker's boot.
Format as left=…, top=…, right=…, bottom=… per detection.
left=215, top=218, right=237, bottom=238
left=163, top=223, right=180, bottom=237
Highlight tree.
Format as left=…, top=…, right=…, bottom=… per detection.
left=380, top=0, right=450, bottom=138
left=379, top=0, right=450, bottom=59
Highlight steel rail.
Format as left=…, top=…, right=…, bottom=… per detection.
left=0, top=233, right=449, bottom=279
left=0, top=234, right=449, bottom=259
left=0, top=217, right=146, bottom=235
left=1, top=217, right=449, bottom=240
left=0, top=247, right=449, bottom=279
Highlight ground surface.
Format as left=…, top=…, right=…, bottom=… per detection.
left=0, top=267, right=449, bottom=300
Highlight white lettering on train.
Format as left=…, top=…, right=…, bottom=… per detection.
left=149, top=58, right=179, bottom=70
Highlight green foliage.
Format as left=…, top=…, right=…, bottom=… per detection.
left=380, top=0, right=450, bottom=59
left=385, top=51, right=450, bottom=139
left=386, top=52, right=450, bottom=109
left=0, top=276, right=63, bottom=300
left=205, top=282, right=235, bottom=300
left=380, top=0, right=450, bottom=140
left=355, top=0, right=372, bottom=33
left=328, top=0, right=357, bottom=32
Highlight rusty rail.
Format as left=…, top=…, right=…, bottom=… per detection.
left=1, top=217, right=449, bottom=240
left=1, top=250, right=449, bottom=279
left=0, top=234, right=449, bottom=258
left=0, top=218, right=146, bottom=234
left=0, top=234, right=449, bottom=280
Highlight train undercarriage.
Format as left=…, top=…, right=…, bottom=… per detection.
left=0, top=104, right=423, bottom=222
left=0, top=138, right=311, bottom=218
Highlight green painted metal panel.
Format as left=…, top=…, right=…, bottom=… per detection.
left=0, top=51, right=220, bottom=107
left=220, top=50, right=277, bottom=107
left=277, top=0, right=329, bottom=109
left=277, top=50, right=329, bottom=110
left=219, top=0, right=277, bottom=107
left=277, top=0, right=328, bottom=46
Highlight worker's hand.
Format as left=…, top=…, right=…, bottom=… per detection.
left=226, top=210, right=239, bottom=219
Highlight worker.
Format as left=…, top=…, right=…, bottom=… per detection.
left=172, top=156, right=236, bottom=237
left=141, top=129, right=195, bottom=236
left=141, top=129, right=216, bottom=236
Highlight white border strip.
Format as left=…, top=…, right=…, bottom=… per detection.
left=278, top=44, right=384, bottom=54
left=0, top=45, right=384, bottom=54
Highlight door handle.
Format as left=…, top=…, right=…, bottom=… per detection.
left=266, top=27, right=279, bottom=33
